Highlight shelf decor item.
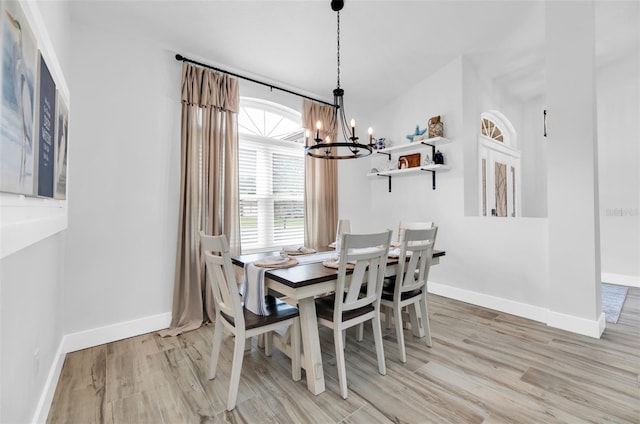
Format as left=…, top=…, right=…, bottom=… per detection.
left=398, top=153, right=421, bottom=169
left=428, top=115, right=444, bottom=138
left=433, top=150, right=445, bottom=165
left=374, top=137, right=387, bottom=150
left=406, top=125, right=427, bottom=142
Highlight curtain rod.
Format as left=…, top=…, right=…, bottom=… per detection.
left=175, top=54, right=334, bottom=107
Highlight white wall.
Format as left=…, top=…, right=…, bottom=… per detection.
left=0, top=3, right=70, bottom=423
left=546, top=1, right=602, bottom=332
left=63, top=21, right=180, bottom=334
left=1, top=233, right=65, bottom=423
left=597, top=53, right=640, bottom=285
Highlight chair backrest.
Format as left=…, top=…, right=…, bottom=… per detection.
left=397, top=220, right=434, bottom=244
left=334, top=230, right=392, bottom=320
left=200, top=232, right=244, bottom=327
left=334, top=219, right=352, bottom=253
left=395, top=227, right=438, bottom=296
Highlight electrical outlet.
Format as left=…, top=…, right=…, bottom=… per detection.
left=33, top=349, right=40, bottom=376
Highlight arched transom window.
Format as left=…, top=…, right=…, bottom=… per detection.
left=481, top=118, right=504, bottom=142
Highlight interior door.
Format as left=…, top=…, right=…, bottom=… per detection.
left=479, top=140, right=521, bottom=217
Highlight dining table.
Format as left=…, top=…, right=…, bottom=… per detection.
left=231, top=248, right=446, bottom=395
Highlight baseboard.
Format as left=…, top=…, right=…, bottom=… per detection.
left=62, top=312, right=172, bottom=353
left=31, top=340, right=66, bottom=424
left=428, top=281, right=548, bottom=323
left=32, top=312, right=172, bottom=423
left=429, top=281, right=607, bottom=338
left=546, top=310, right=606, bottom=338
left=601, top=272, right=640, bottom=288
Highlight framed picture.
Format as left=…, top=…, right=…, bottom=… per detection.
left=36, top=53, right=56, bottom=198
left=0, top=0, right=38, bottom=195
left=54, top=91, right=68, bottom=199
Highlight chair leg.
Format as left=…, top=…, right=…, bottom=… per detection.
left=291, top=319, right=302, bottom=381
left=394, top=304, right=407, bottom=363
left=334, top=327, right=349, bottom=399
left=209, top=318, right=224, bottom=379
left=264, top=331, right=273, bottom=357
left=420, top=297, right=433, bottom=348
left=227, top=333, right=246, bottom=411
left=409, top=301, right=424, bottom=338
left=371, top=315, right=387, bottom=375
left=356, top=323, right=364, bottom=342
left=385, top=305, right=392, bottom=329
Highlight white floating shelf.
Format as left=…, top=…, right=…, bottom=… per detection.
left=366, top=164, right=449, bottom=177
left=374, top=137, right=450, bottom=155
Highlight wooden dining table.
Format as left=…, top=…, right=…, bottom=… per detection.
left=231, top=248, right=446, bottom=395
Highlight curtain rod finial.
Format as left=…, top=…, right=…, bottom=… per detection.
left=175, top=54, right=184, bottom=61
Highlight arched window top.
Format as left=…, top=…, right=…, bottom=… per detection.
left=238, top=97, right=304, bottom=143
left=480, top=110, right=517, bottom=148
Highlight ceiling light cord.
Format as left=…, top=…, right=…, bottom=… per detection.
left=336, top=10, right=340, bottom=90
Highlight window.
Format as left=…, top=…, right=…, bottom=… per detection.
left=238, top=98, right=305, bottom=252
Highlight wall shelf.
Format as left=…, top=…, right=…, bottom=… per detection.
left=368, top=137, right=450, bottom=191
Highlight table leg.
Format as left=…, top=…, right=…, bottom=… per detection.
left=297, top=296, right=325, bottom=395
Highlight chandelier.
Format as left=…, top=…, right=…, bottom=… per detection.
left=305, top=0, right=374, bottom=159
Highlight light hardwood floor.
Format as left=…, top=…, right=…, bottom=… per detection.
left=48, top=288, right=640, bottom=423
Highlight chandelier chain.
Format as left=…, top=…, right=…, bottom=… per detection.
left=336, top=11, right=340, bottom=89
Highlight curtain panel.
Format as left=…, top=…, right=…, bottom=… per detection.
left=160, top=63, right=241, bottom=336
left=302, top=99, right=339, bottom=249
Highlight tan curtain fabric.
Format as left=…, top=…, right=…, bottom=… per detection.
left=160, top=63, right=241, bottom=337
left=303, top=99, right=338, bottom=249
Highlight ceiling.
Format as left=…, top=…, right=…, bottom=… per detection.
left=69, top=1, right=638, bottom=106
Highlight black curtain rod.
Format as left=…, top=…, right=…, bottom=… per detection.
left=175, top=54, right=334, bottom=107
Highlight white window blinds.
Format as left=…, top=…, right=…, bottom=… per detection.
left=238, top=99, right=305, bottom=253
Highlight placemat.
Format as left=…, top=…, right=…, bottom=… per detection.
left=322, top=259, right=355, bottom=270
left=283, top=247, right=317, bottom=256
left=254, top=257, right=299, bottom=269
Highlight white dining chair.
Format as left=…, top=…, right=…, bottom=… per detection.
left=381, top=227, right=438, bottom=363
left=315, top=230, right=392, bottom=399
left=200, top=232, right=301, bottom=411
left=382, top=220, right=436, bottom=329
left=333, top=218, right=351, bottom=251
left=396, top=220, right=434, bottom=244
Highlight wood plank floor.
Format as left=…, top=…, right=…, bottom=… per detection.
left=47, top=288, right=640, bottom=423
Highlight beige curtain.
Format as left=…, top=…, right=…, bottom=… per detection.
left=160, top=63, right=241, bottom=337
left=303, top=99, right=338, bottom=249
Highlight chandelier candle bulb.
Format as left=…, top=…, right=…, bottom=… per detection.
left=368, top=127, right=373, bottom=144
left=350, top=119, right=356, bottom=139
left=316, top=121, right=322, bottom=141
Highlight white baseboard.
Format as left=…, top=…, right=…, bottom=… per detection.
left=32, top=312, right=171, bottom=423
left=429, top=281, right=606, bottom=338
left=62, top=312, right=172, bottom=353
left=601, top=272, right=640, bottom=288
left=428, top=281, right=548, bottom=323
left=546, top=310, right=606, bottom=338
left=31, top=340, right=66, bottom=424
